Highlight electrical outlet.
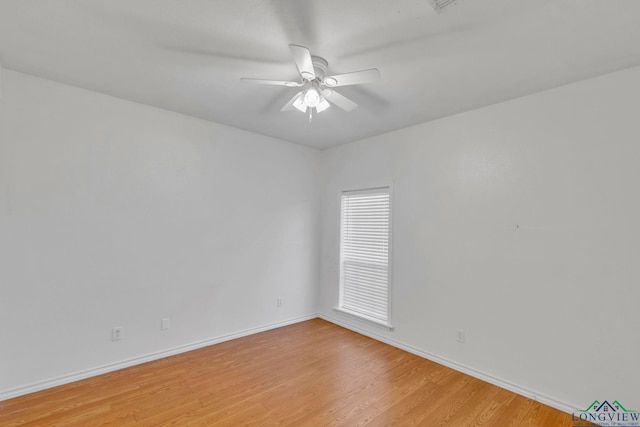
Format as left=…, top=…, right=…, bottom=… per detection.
left=277, top=297, right=283, bottom=308
left=456, top=329, right=465, bottom=344
left=112, top=327, right=123, bottom=341
left=161, top=318, right=170, bottom=330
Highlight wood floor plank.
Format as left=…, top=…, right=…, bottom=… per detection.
left=0, top=318, right=586, bottom=426
left=419, top=379, right=489, bottom=426
left=289, top=372, right=395, bottom=427
left=441, top=384, right=514, bottom=426
left=368, top=383, right=448, bottom=426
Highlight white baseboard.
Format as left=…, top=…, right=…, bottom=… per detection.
left=0, top=313, right=318, bottom=402
left=319, top=313, right=580, bottom=417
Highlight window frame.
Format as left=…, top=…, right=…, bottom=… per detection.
left=335, top=186, right=394, bottom=330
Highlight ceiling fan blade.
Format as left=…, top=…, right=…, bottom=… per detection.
left=289, top=44, right=316, bottom=81
left=323, top=69, right=381, bottom=87
left=281, top=91, right=305, bottom=112
left=323, top=89, right=358, bottom=112
left=241, top=78, right=303, bottom=87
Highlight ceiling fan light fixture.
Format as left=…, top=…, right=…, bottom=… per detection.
left=303, top=88, right=321, bottom=108
left=293, top=94, right=308, bottom=112
left=316, top=98, right=330, bottom=113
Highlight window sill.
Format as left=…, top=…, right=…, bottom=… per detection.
left=333, top=307, right=395, bottom=331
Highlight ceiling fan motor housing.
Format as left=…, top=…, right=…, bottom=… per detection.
left=311, top=56, right=328, bottom=81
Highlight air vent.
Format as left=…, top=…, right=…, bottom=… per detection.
left=427, top=0, right=460, bottom=13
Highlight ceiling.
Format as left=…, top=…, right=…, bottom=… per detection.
left=1, top=0, right=640, bottom=149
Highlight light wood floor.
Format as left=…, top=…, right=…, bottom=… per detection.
left=0, top=318, right=584, bottom=426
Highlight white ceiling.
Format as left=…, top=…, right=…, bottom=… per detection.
left=1, top=0, right=639, bottom=149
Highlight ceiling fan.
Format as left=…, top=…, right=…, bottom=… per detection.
left=241, top=44, right=381, bottom=120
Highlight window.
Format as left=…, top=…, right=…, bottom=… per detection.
left=339, top=187, right=392, bottom=327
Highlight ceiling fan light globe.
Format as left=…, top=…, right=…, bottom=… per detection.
left=316, top=98, right=330, bottom=113
left=303, top=88, right=321, bottom=108
left=293, top=95, right=308, bottom=113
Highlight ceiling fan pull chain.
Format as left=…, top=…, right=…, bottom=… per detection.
left=309, top=108, right=313, bottom=123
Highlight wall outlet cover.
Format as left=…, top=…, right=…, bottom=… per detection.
left=111, top=327, right=123, bottom=341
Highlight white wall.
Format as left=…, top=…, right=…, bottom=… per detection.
left=319, top=66, right=640, bottom=411
left=0, top=70, right=320, bottom=398
left=2, top=62, right=639, bottom=411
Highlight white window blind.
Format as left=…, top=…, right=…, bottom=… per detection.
left=339, top=188, right=391, bottom=325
